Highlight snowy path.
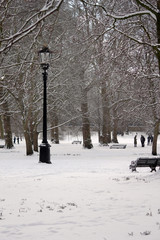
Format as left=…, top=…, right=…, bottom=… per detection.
left=0, top=134, right=160, bottom=240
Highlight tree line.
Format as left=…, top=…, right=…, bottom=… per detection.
left=0, top=0, right=160, bottom=155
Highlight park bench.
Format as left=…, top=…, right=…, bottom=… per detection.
left=129, top=157, right=160, bottom=172
left=110, top=144, right=127, bottom=149
left=72, top=140, right=82, bottom=144
left=0, top=145, right=5, bottom=148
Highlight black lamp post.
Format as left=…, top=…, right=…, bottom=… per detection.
left=39, top=46, right=52, bottom=164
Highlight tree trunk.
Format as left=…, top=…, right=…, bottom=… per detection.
left=0, top=80, right=4, bottom=140
left=3, top=115, right=13, bottom=148
left=98, top=129, right=101, bottom=144
left=81, top=90, right=93, bottom=149
left=2, top=102, right=13, bottom=149
left=23, top=123, right=33, bottom=155
left=152, top=121, right=159, bottom=155
left=0, top=116, right=4, bottom=139
left=33, top=130, right=39, bottom=152
left=0, top=76, right=13, bottom=148
left=157, top=1, right=160, bottom=45
left=50, top=113, right=59, bottom=144
left=112, top=117, right=118, bottom=143
left=151, top=2, right=160, bottom=155
left=54, top=114, right=59, bottom=144
left=101, top=81, right=111, bottom=144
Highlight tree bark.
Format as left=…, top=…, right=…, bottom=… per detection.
left=3, top=102, right=13, bottom=149
left=0, top=116, right=4, bottom=139
left=23, top=122, right=33, bottom=155
left=151, top=2, right=160, bottom=155
left=51, top=113, right=59, bottom=144
left=81, top=90, right=93, bottom=149
left=152, top=121, right=159, bottom=155
left=33, top=130, right=38, bottom=152
left=0, top=82, right=13, bottom=148
left=112, top=111, right=118, bottom=143
left=101, top=80, right=111, bottom=144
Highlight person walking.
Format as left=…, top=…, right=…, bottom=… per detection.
left=134, top=134, right=137, bottom=147
left=140, top=135, right=145, bottom=147
left=147, top=135, right=151, bottom=145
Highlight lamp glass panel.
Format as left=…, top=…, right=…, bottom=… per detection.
left=40, top=52, right=50, bottom=64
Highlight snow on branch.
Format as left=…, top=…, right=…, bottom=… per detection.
left=0, top=0, right=64, bottom=53
left=109, top=10, right=156, bottom=22
left=115, top=27, right=160, bottom=53
left=80, top=0, right=157, bottom=21
left=41, top=0, right=56, bottom=12
left=134, top=0, right=157, bottom=14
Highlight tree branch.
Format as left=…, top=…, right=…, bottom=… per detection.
left=80, top=0, right=157, bottom=20
left=0, top=0, right=64, bottom=53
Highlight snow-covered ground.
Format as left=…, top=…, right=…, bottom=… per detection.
left=0, top=132, right=160, bottom=240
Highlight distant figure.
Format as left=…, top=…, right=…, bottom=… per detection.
left=134, top=134, right=137, bottom=147
left=147, top=134, right=153, bottom=145
left=17, top=137, right=19, bottom=144
left=147, top=135, right=151, bottom=145
left=140, top=135, right=145, bottom=147
left=14, top=136, right=16, bottom=144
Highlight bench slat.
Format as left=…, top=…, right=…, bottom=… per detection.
left=72, top=141, right=82, bottom=144
left=110, top=144, right=126, bottom=149
left=130, top=157, right=160, bottom=172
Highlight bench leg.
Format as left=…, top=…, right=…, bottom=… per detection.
left=150, top=167, right=156, bottom=172
left=131, top=168, right=137, bottom=172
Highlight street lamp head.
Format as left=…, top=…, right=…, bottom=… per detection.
left=38, top=45, right=52, bottom=70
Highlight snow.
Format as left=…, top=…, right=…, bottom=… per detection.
left=0, top=132, right=160, bottom=240
left=110, top=10, right=157, bottom=21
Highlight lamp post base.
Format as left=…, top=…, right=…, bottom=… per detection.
left=39, top=143, right=51, bottom=164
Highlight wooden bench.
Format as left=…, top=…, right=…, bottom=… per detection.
left=0, top=145, right=5, bottom=148
left=110, top=144, right=127, bottom=149
left=129, top=157, right=160, bottom=172
left=72, top=141, right=82, bottom=144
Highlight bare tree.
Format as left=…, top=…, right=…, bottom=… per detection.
left=81, top=0, right=160, bottom=154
